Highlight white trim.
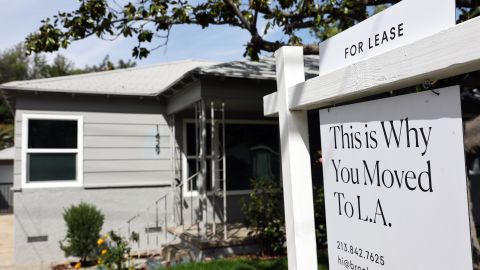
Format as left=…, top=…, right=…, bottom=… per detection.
left=181, top=119, right=279, bottom=197
left=21, top=114, right=84, bottom=189
left=264, top=16, right=480, bottom=115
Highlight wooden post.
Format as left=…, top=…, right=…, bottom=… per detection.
left=276, top=46, right=318, bottom=270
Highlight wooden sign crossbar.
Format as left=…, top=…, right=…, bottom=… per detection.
left=264, top=16, right=480, bottom=116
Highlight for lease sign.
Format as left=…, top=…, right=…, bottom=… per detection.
left=320, top=86, right=472, bottom=270
left=318, top=0, right=455, bottom=76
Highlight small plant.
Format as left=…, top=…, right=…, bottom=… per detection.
left=60, top=202, right=104, bottom=264
left=242, top=178, right=286, bottom=255
left=313, top=186, right=327, bottom=248
left=97, top=231, right=137, bottom=270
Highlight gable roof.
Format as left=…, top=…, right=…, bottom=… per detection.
left=0, top=56, right=319, bottom=97
left=198, top=55, right=319, bottom=80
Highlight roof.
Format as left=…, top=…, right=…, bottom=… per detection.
left=1, top=60, right=217, bottom=96
left=0, top=147, right=14, bottom=160
left=0, top=56, right=319, bottom=97
left=198, top=55, right=319, bottom=80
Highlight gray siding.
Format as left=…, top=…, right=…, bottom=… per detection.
left=13, top=94, right=173, bottom=188
left=11, top=94, right=178, bottom=265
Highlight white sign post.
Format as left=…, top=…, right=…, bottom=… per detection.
left=275, top=47, right=318, bottom=270
left=318, top=0, right=455, bottom=76
left=320, top=87, right=473, bottom=269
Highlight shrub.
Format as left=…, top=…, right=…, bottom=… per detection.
left=242, top=178, right=285, bottom=255
left=313, top=186, right=327, bottom=248
left=60, top=202, right=104, bottom=263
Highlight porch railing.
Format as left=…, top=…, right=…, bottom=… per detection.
left=117, top=172, right=200, bottom=255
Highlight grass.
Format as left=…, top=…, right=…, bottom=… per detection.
left=169, top=257, right=289, bottom=270
left=167, top=252, right=329, bottom=270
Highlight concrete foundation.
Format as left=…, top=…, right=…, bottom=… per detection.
left=13, top=186, right=171, bottom=265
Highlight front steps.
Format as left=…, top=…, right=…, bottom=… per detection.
left=127, top=223, right=262, bottom=268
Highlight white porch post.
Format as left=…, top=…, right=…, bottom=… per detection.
left=198, top=100, right=208, bottom=240
left=276, top=46, right=318, bottom=270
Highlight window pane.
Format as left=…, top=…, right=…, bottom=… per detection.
left=28, top=120, right=77, bottom=149
left=28, top=154, right=76, bottom=181
left=225, top=124, right=280, bottom=190
left=186, top=123, right=211, bottom=156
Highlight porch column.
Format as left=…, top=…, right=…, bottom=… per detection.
left=198, top=99, right=208, bottom=240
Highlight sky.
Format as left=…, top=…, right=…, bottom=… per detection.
left=0, top=0, right=308, bottom=68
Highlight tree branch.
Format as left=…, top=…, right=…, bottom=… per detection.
left=223, top=0, right=256, bottom=35
left=362, top=0, right=480, bottom=8
left=249, top=35, right=319, bottom=55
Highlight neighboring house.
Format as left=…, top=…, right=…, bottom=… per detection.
left=0, top=57, right=319, bottom=265
left=0, top=147, right=14, bottom=214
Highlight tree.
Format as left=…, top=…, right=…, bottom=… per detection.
left=0, top=44, right=30, bottom=83
left=24, top=0, right=480, bottom=60
left=83, top=55, right=136, bottom=72
left=0, top=44, right=31, bottom=149
left=47, top=54, right=76, bottom=77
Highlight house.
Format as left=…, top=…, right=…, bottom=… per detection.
left=0, top=57, right=319, bottom=265
left=0, top=147, right=14, bottom=214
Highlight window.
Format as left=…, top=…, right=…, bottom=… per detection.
left=223, top=123, right=280, bottom=191
left=183, top=121, right=280, bottom=195
left=22, top=114, right=83, bottom=188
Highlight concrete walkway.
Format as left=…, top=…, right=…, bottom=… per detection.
left=0, top=214, right=13, bottom=268
left=0, top=216, right=51, bottom=270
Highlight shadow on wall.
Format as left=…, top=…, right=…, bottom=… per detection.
left=0, top=183, right=13, bottom=214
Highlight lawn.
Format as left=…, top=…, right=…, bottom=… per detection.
left=166, top=253, right=329, bottom=270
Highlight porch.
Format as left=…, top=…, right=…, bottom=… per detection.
left=111, top=76, right=284, bottom=263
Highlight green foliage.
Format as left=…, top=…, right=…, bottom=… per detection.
left=242, top=178, right=285, bottom=256
left=0, top=44, right=74, bottom=83
left=97, top=231, right=137, bottom=270
left=0, top=44, right=136, bottom=84
left=162, top=257, right=289, bottom=270
left=60, top=202, right=105, bottom=263
left=313, top=186, right=327, bottom=248
left=83, top=55, right=136, bottom=73
left=0, top=44, right=30, bottom=83
left=0, top=124, right=14, bottom=150
left=23, top=0, right=480, bottom=60
left=155, top=256, right=329, bottom=270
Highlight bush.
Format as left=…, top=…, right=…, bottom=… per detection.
left=60, top=202, right=104, bottom=263
left=242, top=178, right=285, bottom=255
left=313, top=186, right=327, bottom=248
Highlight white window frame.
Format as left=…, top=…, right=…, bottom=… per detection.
left=21, top=114, right=84, bottom=188
left=182, top=119, right=278, bottom=197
